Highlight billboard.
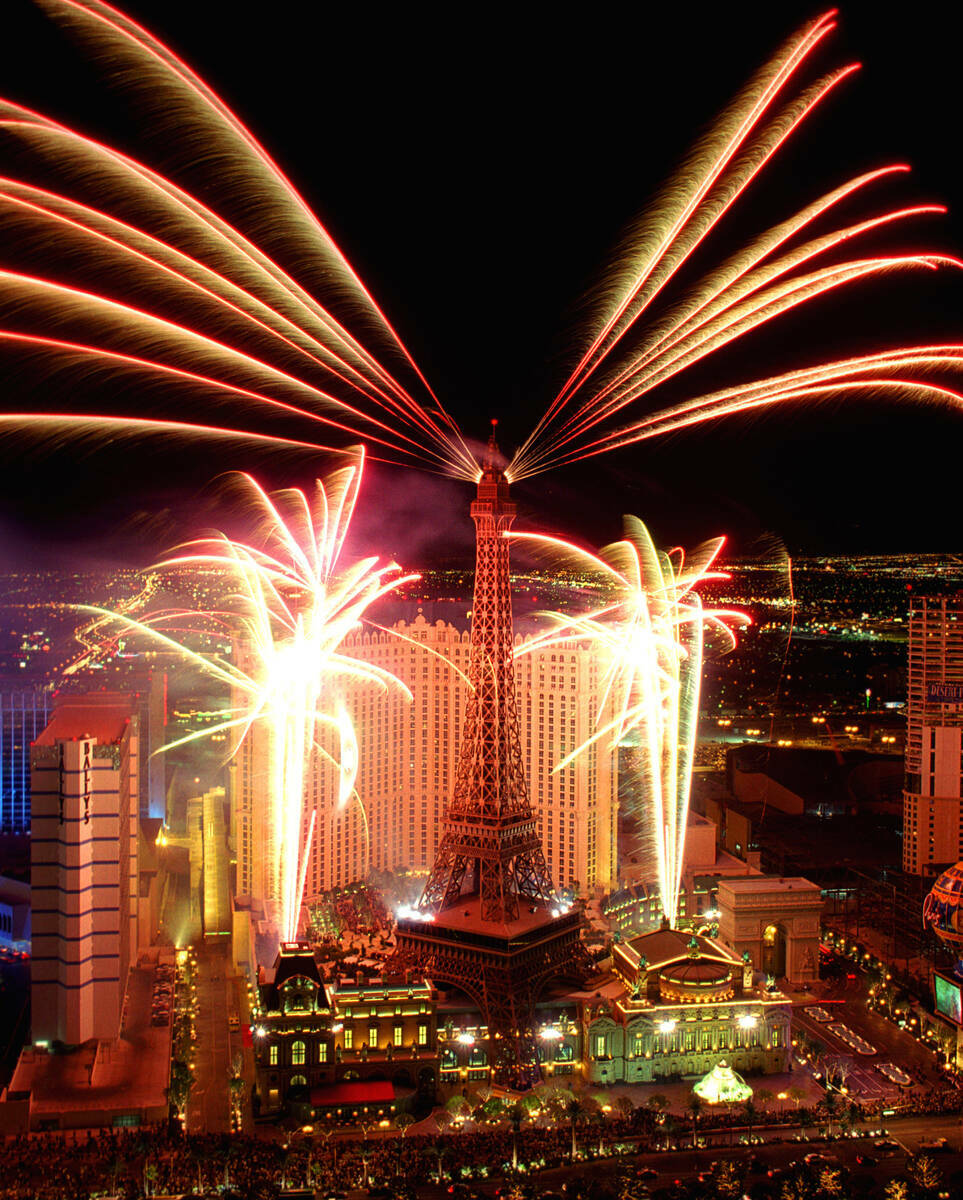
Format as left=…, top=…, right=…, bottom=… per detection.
left=934, top=971, right=963, bottom=1026
left=927, top=682, right=963, bottom=703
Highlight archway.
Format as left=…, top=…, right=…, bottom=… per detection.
left=762, top=923, right=786, bottom=977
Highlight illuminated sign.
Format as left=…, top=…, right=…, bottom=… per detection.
left=927, top=683, right=963, bottom=703
left=934, top=972, right=962, bottom=1026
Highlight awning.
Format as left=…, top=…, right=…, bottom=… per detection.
left=310, top=1081, right=395, bottom=1106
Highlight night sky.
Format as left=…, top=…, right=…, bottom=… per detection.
left=0, top=1, right=961, bottom=566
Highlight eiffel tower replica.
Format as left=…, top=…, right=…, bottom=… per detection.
left=393, top=424, right=588, bottom=1089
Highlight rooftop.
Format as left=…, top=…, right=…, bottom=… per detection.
left=401, top=896, right=580, bottom=948
left=35, top=693, right=135, bottom=748
left=717, top=876, right=820, bottom=895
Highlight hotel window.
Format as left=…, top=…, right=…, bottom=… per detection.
left=344, top=1027, right=354, bottom=1050
left=291, top=1041, right=306, bottom=1067
left=369, top=1026, right=378, bottom=1049
left=418, top=1023, right=428, bottom=1045
left=394, top=1026, right=403, bottom=1047
left=269, top=1045, right=278, bottom=1066
left=772, top=1027, right=781, bottom=1048
left=594, top=1033, right=608, bottom=1058
left=318, top=1043, right=328, bottom=1063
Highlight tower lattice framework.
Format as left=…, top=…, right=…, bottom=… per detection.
left=394, top=427, right=589, bottom=1089
left=419, top=432, right=555, bottom=920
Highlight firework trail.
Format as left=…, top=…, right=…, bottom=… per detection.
left=83, top=450, right=416, bottom=942
left=0, top=5, right=956, bottom=487
left=511, top=521, right=748, bottom=925
left=510, top=12, right=963, bottom=479
left=2, top=4, right=962, bottom=935
left=0, top=0, right=476, bottom=480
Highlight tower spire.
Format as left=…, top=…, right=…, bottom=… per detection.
left=419, top=436, right=554, bottom=918
left=392, top=430, right=589, bottom=1088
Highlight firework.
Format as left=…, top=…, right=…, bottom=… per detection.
left=0, top=0, right=476, bottom=479
left=510, top=13, right=963, bottom=480
left=0, top=7, right=957, bottom=489
left=3, top=3, right=963, bottom=939
left=511, top=521, right=748, bottom=925
left=84, top=450, right=416, bottom=942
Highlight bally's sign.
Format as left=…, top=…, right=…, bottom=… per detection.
left=928, top=682, right=963, bottom=702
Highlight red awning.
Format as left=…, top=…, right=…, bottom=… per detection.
left=310, top=1081, right=395, bottom=1106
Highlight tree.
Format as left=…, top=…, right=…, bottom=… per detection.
left=566, top=1096, right=583, bottom=1161
left=883, top=1181, right=909, bottom=1200
left=507, top=1102, right=525, bottom=1169
left=821, top=1088, right=838, bottom=1137
left=713, top=1159, right=742, bottom=1199
left=687, top=1094, right=704, bottom=1148
left=907, top=1154, right=943, bottom=1195
left=393, top=1112, right=415, bottom=1137
left=432, top=1138, right=449, bottom=1185
left=818, top=1167, right=844, bottom=1197
left=445, top=1094, right=471, bottom=1123
left=743, top=1098, right=757, bottom=1142
left=756, top=1087, right=775, bottom=1110
left=787, top=1085, right=807, bottom=1109
left=614, top=1094, right=633, bottom=1119
left=779, top=1171, right=815, bottom=1200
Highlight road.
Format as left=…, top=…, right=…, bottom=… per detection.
left=186, top=941, right=233, bottom=1134
left=445, top=1114, right=963, bottom=1200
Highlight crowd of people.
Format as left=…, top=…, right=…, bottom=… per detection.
left=1, top=1081, right=961, bottom=1200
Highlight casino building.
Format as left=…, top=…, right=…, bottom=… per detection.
left=251, top=943, right=439, bottom=1122
left=580, top=925, right=791, bottom=1085
left=903, top=594, right=963, bottom=874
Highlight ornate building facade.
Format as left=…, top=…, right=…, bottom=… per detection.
left=581, top=926, right=791, bottom=1085
left=252, top=943, right=438, bottom=1120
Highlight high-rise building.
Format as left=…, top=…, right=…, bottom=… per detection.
left=30, top=694, right=139, bottom=1045
left=231, top=615, right=619, bottom=916
left=903, top=595, right=963, bottom=874
left=0, top=688, right=50, bottom=833
left=324, top=616, right=618, bottom=894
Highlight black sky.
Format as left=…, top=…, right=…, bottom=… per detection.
left=0, top=1, right=961, bottom=567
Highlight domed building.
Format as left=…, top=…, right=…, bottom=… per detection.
left=580, top=924, right=791, bottom=1085
left=923, top=861, right=963, bottom=978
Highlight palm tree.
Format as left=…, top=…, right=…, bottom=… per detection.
left=787, top=1085, right=806, bottom=1110
left=687, top=1094, right=703, bottom=1148
left=742, top=1099, right=757, bottom=1143
left=822, top=1088, right=838, bottom=1137
left=756, top=1087, right=775, bottom=1111
left=433, top=1138, right=449, bottom=1185
left=508, top=1101, right=525, bottom=1169
left=566, top=1096, right=583, bottom=1161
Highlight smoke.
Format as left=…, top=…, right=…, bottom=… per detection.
left=341, top=462, right=475, bottom=567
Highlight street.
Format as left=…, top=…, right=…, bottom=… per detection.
left=186, top=941, right=234, bottom=1134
